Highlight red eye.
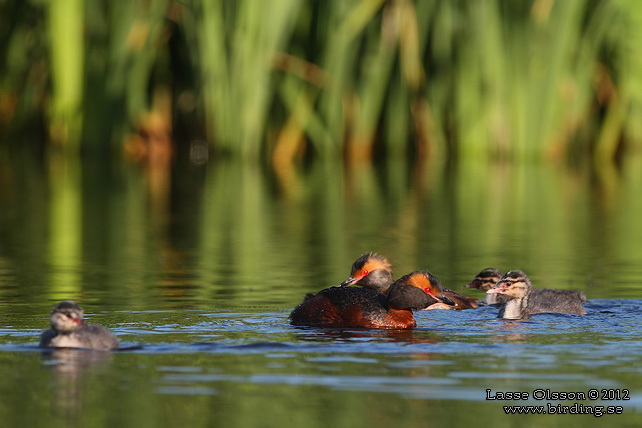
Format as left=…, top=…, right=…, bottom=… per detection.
left=423, top=287, right=437, bottom=299
left=363, top=270, right=369, bottom=276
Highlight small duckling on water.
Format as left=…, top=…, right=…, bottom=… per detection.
left=487, top=270, right=587, bottom=319
left=40, top=301, right=120, bottom=351
left=466, top=268, right=508, bottom=305
left=468, top=268, right=587, bottom=306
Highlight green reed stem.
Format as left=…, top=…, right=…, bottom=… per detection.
left=48, top=0, right=84, bottom=151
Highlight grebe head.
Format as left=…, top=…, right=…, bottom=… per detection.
left=466, top=268, right=503, bottom=290
left=49, top=301, right=84, bottom=333
left=487, top=270, right=532, bottom=298
left=339, top=252, right=393, bottom=293
left=387, top=270, right=456, bottom=310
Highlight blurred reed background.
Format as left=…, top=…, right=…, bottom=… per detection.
left=4, top=0, right=642, bottom=311
left=1, top=0, right=642, bottom=165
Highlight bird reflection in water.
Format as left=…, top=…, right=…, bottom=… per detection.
left=41, top=348, right=114, bottom=418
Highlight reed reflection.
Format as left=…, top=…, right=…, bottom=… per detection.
left=2, top=155, right=642, bottom=313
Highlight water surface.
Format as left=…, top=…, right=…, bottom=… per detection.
left=1, top=156, right=641, bottom=426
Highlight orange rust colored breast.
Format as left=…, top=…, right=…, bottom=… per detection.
left=290, top=294, right=373, bottom=328
left=290, top=295, right=416, bottom=328
left=380, top=309, right=416, bottom=329
left=289, top=294, right=344, bottom=327
left=290, top=287, right=417, bottom=329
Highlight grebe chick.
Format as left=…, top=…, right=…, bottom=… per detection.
left=487, top=270, right=587, bottom=319
left=39, top=301, right=120, bottom=351
left=466, top=268, right=508, bottom=305
left=467, top=268, right=586, bottom=305
left=290, top=270, right=455, bottom=328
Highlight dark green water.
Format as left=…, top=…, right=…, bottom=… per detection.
left=1, top=155, right=642, bottom=427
